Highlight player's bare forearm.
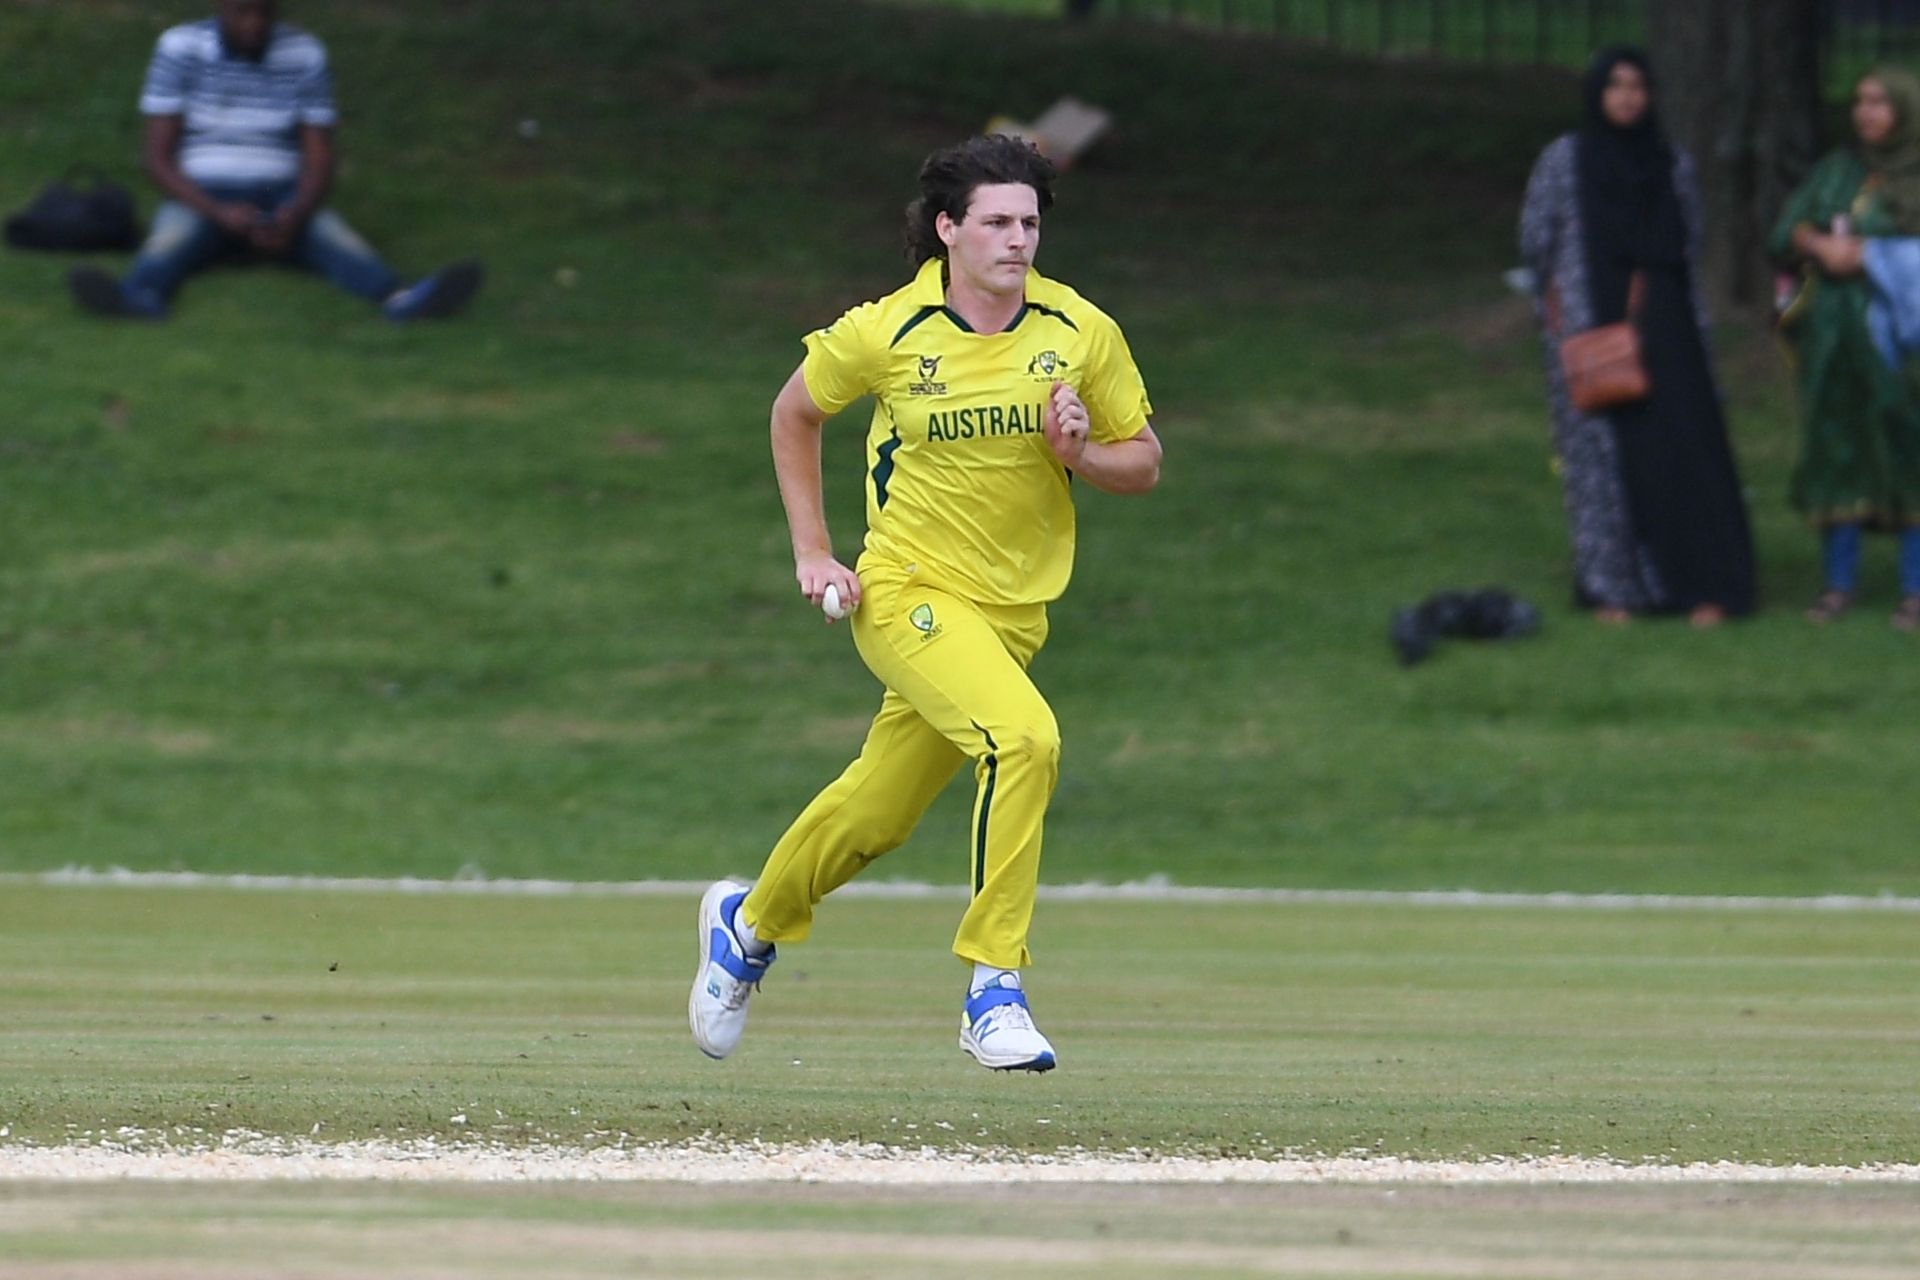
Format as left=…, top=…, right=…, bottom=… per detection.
left=770, top=376, right=832, bottom=559
left=769, top=363, right=861, bottom=608
left=1072, top=426, right=1162, bottom=495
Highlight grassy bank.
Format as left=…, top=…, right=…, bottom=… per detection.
left=1, top=0, right=1912, bottom=894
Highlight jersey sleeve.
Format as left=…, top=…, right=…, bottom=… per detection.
left=799, top=301, right=884, bottom=415
left=1079, top=313, right=1153, bottom=444
left=138, top=30, right=191, bottom=116
left=294, top=38, right=339, bottom=127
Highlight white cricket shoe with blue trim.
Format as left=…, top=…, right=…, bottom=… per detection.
left=689, top=880, right=775, bottom=1060
left=959, top=974, right=1056, bottom=1072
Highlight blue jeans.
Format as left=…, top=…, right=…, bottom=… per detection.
left=1823, top=522, right=1920, bottom=596
left=122, top=182, right=400, bottom=311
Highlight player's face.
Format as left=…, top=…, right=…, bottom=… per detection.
left=220, top=0, right=276, bottom=59
left=939, top=183, right=1040, bottom=298
left=1855, top=77, right=1897, bottom=147
left=1600, top=62, right=1649, bottom=129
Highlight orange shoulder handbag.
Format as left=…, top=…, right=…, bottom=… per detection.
left=1558, top=272, right=1650, bottom=413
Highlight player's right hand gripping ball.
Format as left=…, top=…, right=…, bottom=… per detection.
left=822, top=583, right=853, bottom=621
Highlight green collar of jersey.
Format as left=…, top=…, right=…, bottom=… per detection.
left=904, top=257, right=1080, bottom=339
left=909, top=256, right=1076, bottom=311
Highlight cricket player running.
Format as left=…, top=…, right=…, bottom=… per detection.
left=690, top=135, right=1161, bottom=1072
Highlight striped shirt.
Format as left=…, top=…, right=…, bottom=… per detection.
left=139, top=19, right=336, bottom=186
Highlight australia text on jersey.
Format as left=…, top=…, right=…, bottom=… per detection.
left=924, top=400, right=1047, bottom=442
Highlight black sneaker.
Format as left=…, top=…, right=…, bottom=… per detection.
left=383, top=260, right=484, bottom=321
left=68, top=267, right=158, bottom=319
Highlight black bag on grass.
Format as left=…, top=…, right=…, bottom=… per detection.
left=1390, top=588, right=1541, bottom=667
left=5, top=169, right=141, bottom=252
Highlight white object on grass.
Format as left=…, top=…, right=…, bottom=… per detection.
left=986, top=97, right=1112, bottom=170
left=822, top=583, right=853, bottom=620
left=1502, top=266, right=1538, bottom=296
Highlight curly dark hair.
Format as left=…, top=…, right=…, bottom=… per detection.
left=903, top=135, right=1057, bottom=265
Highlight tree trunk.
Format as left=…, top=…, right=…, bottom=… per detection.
left=1648, top=0, right=1827, bottom=308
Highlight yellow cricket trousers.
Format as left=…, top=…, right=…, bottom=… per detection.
left=739, top=559, right=1057, bottom=969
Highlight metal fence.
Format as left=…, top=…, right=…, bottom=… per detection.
left=904, top=0, right=1920, bottom=81
left=1829, top=1, right=1920, bottom=81
left=1076, top=0, right=1920, bottom=78
left=1096, top=0, right=1645, bottom=68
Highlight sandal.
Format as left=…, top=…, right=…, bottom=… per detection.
left=1806, top=590, right=1852, bottom=624
left=1894, top=595, right=1920, bottom=631
left=1689, top=604, right=1727, bottom=629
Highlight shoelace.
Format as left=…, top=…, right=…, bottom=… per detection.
left=982, top=1001, right=1036, bottom=1034
left=716, top=960, right=766, bottom=1012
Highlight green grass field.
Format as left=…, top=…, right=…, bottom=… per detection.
left=3, top=3, right=1919, bottom=1273
left=3, top=884, right=1917, bottom=1276
left=8, top=1181, right=1920, bottom=1279
left=4, top=885, right=1917, bottom=1164
left=3, top=0, right=1917, bottom=898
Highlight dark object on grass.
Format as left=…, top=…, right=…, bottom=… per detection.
left=5, top=170, right=141, bottom=252
left=1391, top=588, right=1542, bottom=666
left=68, top=266, right=149, bottom=318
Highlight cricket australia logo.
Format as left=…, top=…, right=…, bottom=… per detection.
left=908, top=354, right=948, bottom=397
left=909, top=602, right=942, bottom=640
left=1026, top=349, right=1069, bottom=378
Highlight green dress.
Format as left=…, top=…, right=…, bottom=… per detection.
left=1770, top=150, right=1920, bottom=528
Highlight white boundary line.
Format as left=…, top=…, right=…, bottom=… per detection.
left=3, top=1138, right=1918, bottom=1185
left=4, top=866, right=1919, bottom=913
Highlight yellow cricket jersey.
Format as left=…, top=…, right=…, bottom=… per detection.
left=801, top=256, right=1153, bottom=607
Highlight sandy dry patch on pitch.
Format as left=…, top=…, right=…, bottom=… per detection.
left=4, top=1183, right=1919, bottom=1280
left=341, top=1222, right=1920, bottom=1280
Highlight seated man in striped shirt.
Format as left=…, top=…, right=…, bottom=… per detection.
left=70, top=0, right=481, bottom=322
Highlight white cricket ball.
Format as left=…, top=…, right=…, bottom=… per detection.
left=822, top=583, right=853, bottom=620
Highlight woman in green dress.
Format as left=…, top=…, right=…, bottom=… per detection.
left=1772, top=67, right=1920, bottom=628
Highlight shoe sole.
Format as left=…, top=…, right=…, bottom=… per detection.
left=410, top=261, right=484, bottom=319
left=688, top=880, right=745, bottom=1060
left=959, top=1033, right=1057, bottom=1073
left=68, top=268, right=140, bottom=318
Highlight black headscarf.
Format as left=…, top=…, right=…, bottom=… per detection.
left=1576, top=46, right=1688, bottom=323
